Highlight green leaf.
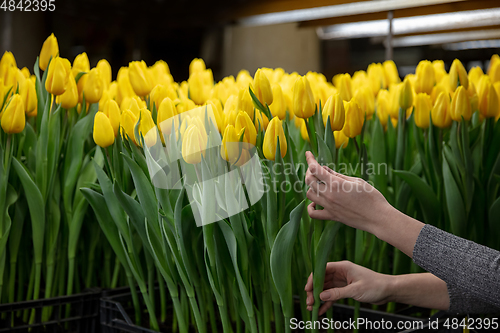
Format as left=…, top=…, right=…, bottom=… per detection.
left=12, top=157, right=45, bottom=264
left=443, top=157, right=467, bottom=237
left=270, top=200, right=306, bottom=319
left=370, top=117, right=388, bottom=199
left=249, top=87, right=272, bottom=120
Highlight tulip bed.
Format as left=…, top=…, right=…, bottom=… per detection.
left=1, top=33, right=500, bottom=333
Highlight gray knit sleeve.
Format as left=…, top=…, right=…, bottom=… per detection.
left=412, top=224, right=500, bottom=314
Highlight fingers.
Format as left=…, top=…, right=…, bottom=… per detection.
left=307, top=202, right=331, bottom=220
left=305, top=171, right=327, bottom=193
left=320, top=285, right=355, bottom=303
left=319, top=301, right=334, bottom=316
left=305, top=152, right=334, bottom=183
left=306, top=189, right=329, bottom=208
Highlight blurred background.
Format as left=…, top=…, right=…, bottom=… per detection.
left=1, top=0, right=500, bottom=81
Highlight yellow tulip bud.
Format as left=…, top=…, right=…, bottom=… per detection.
left=367, top=63, right=386, bottom=95
left=468, top=66, right=484, bottom=88
left=221, top=125, right=245, bottom=165
left=129, top=61, right=153, bottom=96
left=430, top=84, right=449, bottom=104
left=102, top=100, right=121, bottom=137
left=450, top=86, right=472, bottom=122
left=72, top=52, right=90, bottom=78
left=157, top=97, right=177, bottom=136
left=1, top=51, right=16, bottom=71
left=120, top=109, right=138, bottom=144
left=39, top=34, right=59, bottom=71
left=182, top=124, right=207, bottom=164
left=449, top=59, right=468, bottom=92
left=93, top=112, right=115, bottom=148
left=399, top=77, right=414, bottom=110
left=188, top=70, right=211, bottom=105
left=1, top=94, right=25, bottom=134
left=263, top=116, right=287, bottom=161
left=414, top=93, right=432, bottom=129
left=376, top=90, right=390, bottom=127
left=45, top=57, right=71, bottom=95
left=150, top=84, right=176, bottom=111
left=300, top=119, right=309, bottom=142
left=432, top=60, right=447, bottom=83
left=20, top=78, right=37, bottom=114
left=293, top=76, right=315, bottom=119
left=189, top=58, right=206, bottom=75
left=336, top=73, right=353, bottom=102
left=116, top=67, right=136, bottom=105
left=415, top=60, right=436, bottom=95
left=176, top=98, right=196, bottom=114
left=354, top=86, right=375, bottom=118
left=334, top=130, right=349, bottom=149
left=236, top=69, right=253, bottom=89
left=342, top=98, right=364, bottom=138
left=322, top=94, right=345, bottom=131
left=383, top=60, right=400, bottom=86
left=237, top=87, right=255, bottom=121
left=206, top=99, right=225, bottom=132
left=488, top=54, right=500, bottom=83
left=254, top=110, right=269, bottom=131
left=97, top=59, right=112, bottom=90
left=431, top=92, right=452, bottom=128
left=20, top=67, right=30, bottom=79
left=235, top=111, right=257, bottom=146
left=269, top=84, right=286, bottom=120
left=83, top=68, right=103, bottom=104
left=253, top=69, right=273, bottom=105
left=478, top=77, right=500, bottom=119
left=150, top=60, right=171, bottom=86
left=137, top=108, right=157, bottom=147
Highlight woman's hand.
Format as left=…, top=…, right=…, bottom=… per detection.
left=304, top=261, right=450, bottom=315
left=305, top=261, right=393, bottom=315
left=304, top=151, right=425, bottom=257
left=304, top=151, right=391, bottom=235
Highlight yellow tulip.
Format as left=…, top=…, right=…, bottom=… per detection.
left=376, top=90, right=391, bottom=127
left=336, top=73, right=353, bottom=102
left=20, top=78, right=37, bottom=114
left=236, top=69, right=253, bottom=89
left=206, top=99, right=225, bottom=132
left=238, top=87, right=255, bottom=121
left=253, top=69, right=273, bottom=105
left=269, top=84, right=286, bottom=120
left=150, top=84, right=177, bottom=111
left=449, top=59, right=468, bottom=92
left=293, top=76, right=315, bottom=119
left=430, top=84, right=449, bottom=104
left=182, top=124, right=207, bottom=164
left=45, top=57, right=71, bottom=95
left=300, top=119, right=309, bottom=142
left=254, top=110, right=269, bottom=131
left=322, top=93, right=345, bottom=131
left=157, top=97, right=177, bottom=135
left=120, top=109, right=138, bottom=144
left=367, top=63, right=386, bottom=95
left=20, top=67, right=30, bottom=79
left=432, top=60, right=447, bottom=82
left=150, top=60, right=171, bottom=86
left=176, top=98, right=196, bottom=114
left=102, top=100, right=121, bottom=137
left=478, top=77, right=500, bottom=119
left=354, top=86, right=375, bottom=118
left=116, top=67, right=136, bottom=105
left=0, top=51, right=16, bottom=70
left=129, top=61, right=153, bottom=96
left=97, top=59, right=112, bottom=90
left=334, top=130, right=349, bottom=149
left=1, top=94, right=25, bottom=134
left=415, top=60, right=435, bottom=95
left=342, top=98, right=364, bottom=138
left=414, top=93, right=432, bottom=129
left=488, top=54, right=500, bottom=83
left=83, top=68, right=103, bottom=104
left=450, top=86, right=472, bottom=122
left=263, top=116, right=287, bottom=161
left=57, top=73, right=78, bottom=109
left=137, top=108, right=157, bottom=147
left=39, top=34, right=59, bottom=71
left=431, top=92, right=452, bottom=128
left=188, top=70, right=211, bottom=105
left=383, top=60, right=400, bottom=86
left=93, top=112, right=115, bottom=148
left=468, top=66, right=484, bottom=88
left=189, top=58, right=206, bottom=75
left=235, top=111, right=257, bottom=146
left=399, top=77, right=414, bottom=110
left=221, top=125, right=245, bottom=165
left=72, top=52, right=90, bottom=78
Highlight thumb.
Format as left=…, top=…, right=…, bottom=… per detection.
left=319, top=285, right=355, bottom=302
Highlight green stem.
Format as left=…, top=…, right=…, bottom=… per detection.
left=111, top=257, right=121, bottom=288
left=29, top=263, right=42, bottom=324
left=126, top=274, right=142, bottom=326
left=273, top=301, right=284, bottom=333
left=171, top=294, right=188, bottom=333
left=354, top=302, right=361, bottom=333
left=141, top=289, right=159, bottom=332
left=23, top=261, right=35, bottom=322
left=188, top=296, right=207, bottom=333
left=157, top=270, right=167, bottom=323
left=42, top=263, right=55, bottom=321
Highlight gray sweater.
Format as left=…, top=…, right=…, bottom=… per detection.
left=413, top=224, right=500, bottom=314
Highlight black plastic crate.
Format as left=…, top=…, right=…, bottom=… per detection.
left=100, top=287, right=159, bottom=333
left=0, top=287, right=101, bottom=332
